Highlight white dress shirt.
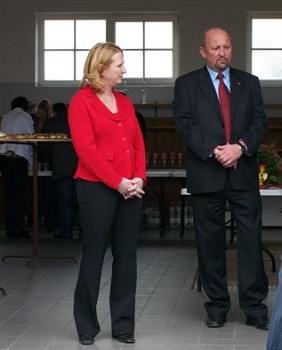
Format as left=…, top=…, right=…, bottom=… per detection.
left=0, top=107, right=35, bottom=166
left=206, top=65, right=231, bottom=96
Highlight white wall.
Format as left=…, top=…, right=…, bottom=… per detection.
left=0, top=0, right=282, bottom=115
left=262, top=197, right=282, bottom=227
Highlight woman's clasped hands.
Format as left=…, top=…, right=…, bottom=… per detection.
left=117, top=177, right=145, bottom=199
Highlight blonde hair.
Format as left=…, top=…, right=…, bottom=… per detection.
left=36, top=99, right=53, bottom=118
left=80, top=42, right=123, bottom=91
left=35, top=98, right=53, bottom=132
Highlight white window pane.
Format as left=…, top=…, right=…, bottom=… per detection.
left=45, top=20, right=74, bottom=49
left=115, top=22, right=143, bottom=49
left=123, top=50, right=143, bottom=78
left=252, top=19, right=282, bottom=48
left=145, top=51, right=172, bottom=78
left=252, top=50, right=282, bottom=80
left=45, top=51, right=74, bottom=80
left=76, top=51, right=89, bottom=80
left=76, top=20, right=106, bottom=49
left=145, top=22, right=173, bottom=49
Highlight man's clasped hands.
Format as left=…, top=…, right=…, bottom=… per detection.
left=213, top=143, right=243, bottom=169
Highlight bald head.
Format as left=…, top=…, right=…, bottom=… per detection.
left=202, top=27, right=231, bottom=48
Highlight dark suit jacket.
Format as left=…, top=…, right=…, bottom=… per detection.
left=173, top=66, right=267, bottom=193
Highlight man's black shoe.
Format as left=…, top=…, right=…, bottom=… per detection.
left=78, top=335, right=94, bottom=345
left=113, top=334, right=135, bottom=344
left=246, top=315, right=269, bottom=330
left=206, top=314, right=226, bottom=328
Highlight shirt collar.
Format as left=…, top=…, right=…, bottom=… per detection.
left=206, top=65, right=230, bottom=84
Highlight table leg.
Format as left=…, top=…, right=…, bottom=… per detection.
left=2, top=142, right=76, bottom=264
left=159, top=178, right=166, bottom=238
left=262, top=244, right=276, bottom=272
left=0, top=287, right=6, bottom=296
left=180, top=195, right=185, bottom=239
left=226, top=217, right=276, bottom=273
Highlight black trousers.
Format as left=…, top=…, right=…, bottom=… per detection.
left=191, top=178, right=268, bottom=319
left=0, top=154, right=28, bottom=235
left=74, top=180, right=143, bottom=337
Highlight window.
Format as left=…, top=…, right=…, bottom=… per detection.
left=248, top=13, right=282, bottom=82
left=36, top=13, right=178, bottom=87
left=116, top=21, right=173, bottom=79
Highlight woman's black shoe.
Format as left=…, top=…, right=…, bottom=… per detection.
left=79, top=335, right=94, bottom=345
left=113, top=334, right=135, bottom=344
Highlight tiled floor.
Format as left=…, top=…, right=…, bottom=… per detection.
left=0, top=226, right=280, bottom=350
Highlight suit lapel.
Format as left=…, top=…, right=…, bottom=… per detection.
left=230, top=69, right=242, bottom=117
left=198, top=67, right=222, bottom=121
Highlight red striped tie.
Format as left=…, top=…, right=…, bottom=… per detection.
left=217, top=73, right=231, bottom=142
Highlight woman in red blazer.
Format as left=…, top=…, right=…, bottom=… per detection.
left=68, top=42, right=146, bottom=346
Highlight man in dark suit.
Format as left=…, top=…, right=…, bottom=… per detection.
left=40, top=102, right=79, bottom=239
left=173, top=27, right=269, bottom=330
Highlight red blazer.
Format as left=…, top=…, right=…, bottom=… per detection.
left=68, top=86, right=146, bottom=189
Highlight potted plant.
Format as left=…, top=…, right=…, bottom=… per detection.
left=257, top=143, right=282, bottom=187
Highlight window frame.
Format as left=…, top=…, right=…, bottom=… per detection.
left=36, top=12, right=179, bottom=88
left=247, top=11, right=282, bottom=87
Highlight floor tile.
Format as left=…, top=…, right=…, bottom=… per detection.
left=0, top=227, right=279, bottom=349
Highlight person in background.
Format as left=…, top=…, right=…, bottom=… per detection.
left=0, top=96, right=34, bottom=238
left=40, top=102, right=79, bottom=239
left=34, top=98, right=57, bottom=232
left=34, top=98, right=53, bottom=133
left=120, top=92, right=146, bottom=140
left=266, top=255, right=282, bottom=350
left=173, top=27, right=269, bottom=330
left=135, top=110, right=146, bottom=140
left=68, top=42, right=146, bottom=345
